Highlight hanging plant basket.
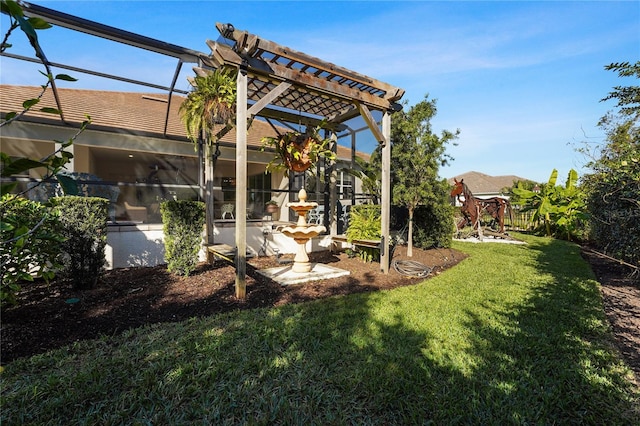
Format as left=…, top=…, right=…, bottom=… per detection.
left=265, top=201, right=279, bottom=213
left=261, top=125, right=336, bottom=176
left=281, top=133, right=314, bottom=172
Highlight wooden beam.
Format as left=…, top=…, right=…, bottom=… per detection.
left=247, top=81, right=292, bottom=117
left=255, top=107, right=346, bottom=132
left=263, top=61, right=394, bottom=111
left=232, top=32, right=404, bottom=102
left=380, top=111, right=391, bottom=274
left=205, top=53, right=395, bottom=112
left=204, top=39, right=242, bottom=67
left=357, top=102, right=386, bottom=146
left=235, top=68, right=248, bottom=299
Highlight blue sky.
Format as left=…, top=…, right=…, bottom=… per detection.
left=2, top=1, right=638, bottom=183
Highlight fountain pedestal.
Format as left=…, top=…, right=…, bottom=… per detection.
left=280, top=189, right=325, bottom=273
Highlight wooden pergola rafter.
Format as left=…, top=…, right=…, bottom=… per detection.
left=198, top=23, right=405, bottom=298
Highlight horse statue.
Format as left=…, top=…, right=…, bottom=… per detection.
left=450, top=178, right=512, bottom=234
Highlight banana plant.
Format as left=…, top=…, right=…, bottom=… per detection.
left=512, top=169, right=587, bottom=240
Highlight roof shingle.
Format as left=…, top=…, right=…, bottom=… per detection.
left=0, top=85, right=364, bottom=160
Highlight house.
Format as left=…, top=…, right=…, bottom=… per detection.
left=2, top=4, right=405, bottom=293
left=1, top=84, right=370, bottom=268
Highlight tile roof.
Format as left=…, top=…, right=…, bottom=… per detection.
left=447, top=171, right=533, bottom=195
left=0, top=85, right=364, bottom=161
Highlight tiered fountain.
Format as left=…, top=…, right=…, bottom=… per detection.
left=280, top=189, right=325, bottom=273
left=257, top=188, right=349, bottom=285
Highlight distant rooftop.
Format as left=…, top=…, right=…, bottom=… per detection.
left=447, top=171, right=533, bottom=195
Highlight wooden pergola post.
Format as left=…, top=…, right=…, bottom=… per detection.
left=380, top=111, right=391, bottom=274
left=234, top=66, right=248, bottom=299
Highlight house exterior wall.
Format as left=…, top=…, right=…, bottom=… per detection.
left=105, top=221, right=330, bottom=269
left=2, top=96, right=369, bottom=268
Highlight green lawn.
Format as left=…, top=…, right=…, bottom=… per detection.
left=1, top=234, right=639, bottom=424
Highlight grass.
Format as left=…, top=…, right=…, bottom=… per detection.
left=1, top=234, right=639, bottom=424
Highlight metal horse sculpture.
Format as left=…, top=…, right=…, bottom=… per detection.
left=450, top=178, right=512, bottom=234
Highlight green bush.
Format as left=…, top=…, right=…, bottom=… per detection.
left=0, top=194, right=63, bottom=306
left=160, top=200, right=206, bottom=276
left=51, top=196, right=108, bottom=289
left=345, top=205, right=381, bottom=262
left=412, top=202, right=454, bottom=249
left=582, top=120, right=639, bottom=268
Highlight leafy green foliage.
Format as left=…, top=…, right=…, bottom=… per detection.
left=354, top=154, right=382, bottom=204
left=512, top=169, right=588, bottom=240
left=1, top=0, right=92, bottom=303
left=160, top=200, right=206, bottom=276
left=580, top=61, right=640, bottom=269
left=411, top=200, right=455, bottom=249
left=0, top=195, right=63, bottom=306
left=179, top=67, right=237, bottom=145
left=389, top=95, right=458, bottom=255
left=600, top=61, right=640, bottom=118
left=345, top=205, right=381, bottom=262
left=51, top=197, right=108, bottom=289
left=582, top=119, right=639, bottom=269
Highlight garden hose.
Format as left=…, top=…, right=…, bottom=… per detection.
left=392, top=260, right=432, bottom=277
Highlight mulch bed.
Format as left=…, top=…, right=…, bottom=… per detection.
left=0, top=245, right=463, bottom=364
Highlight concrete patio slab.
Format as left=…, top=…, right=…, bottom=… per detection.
left=257, top=263, right=350, bottom=286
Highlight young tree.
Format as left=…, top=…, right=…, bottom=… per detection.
left=389, top=95, right=459, bottom=256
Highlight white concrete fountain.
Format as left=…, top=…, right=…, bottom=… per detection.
left=280, top=189, right=325, bottom=272
left=257, top=188, right=349, bottom=285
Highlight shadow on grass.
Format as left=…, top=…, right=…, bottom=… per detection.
left=2, top=237, right=639, bottom=424
left=456, top=238, right=639, bottom=423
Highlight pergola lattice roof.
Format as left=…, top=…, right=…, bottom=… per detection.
left=199, top=23, right=404, bottom=130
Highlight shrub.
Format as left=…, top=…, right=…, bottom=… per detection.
left=51, top=196, right=108, bottom=289
left=0, top=195, right=63, bottom=306
left=582, top=119, right=639, bottom=268
left=412, top=202, right=454, bottom=249
left=345, top=205, right=381, bottom=262
left=391, top=203, right=454, bottom=249
left=160, top=200, right=206, bottom=276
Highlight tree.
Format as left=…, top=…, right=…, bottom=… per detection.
left=600, top=61, right=640, bottom=119
left=579, top=62, right=639, bottom=271
left=389, top=95, right=459, bottom=256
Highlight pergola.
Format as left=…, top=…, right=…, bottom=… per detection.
left=203, top=24, right=404, bottom=297
left=9, top=3, right=405, bottom=298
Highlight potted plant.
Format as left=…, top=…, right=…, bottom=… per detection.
left=179, top=67, right=237, bottom=146
left=265, top=199, right=279, bottom=213
left=260, top=124, right=336, bottom=176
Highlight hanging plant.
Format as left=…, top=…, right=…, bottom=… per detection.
left=179, top=67, right=237, bottom=145
left=265, top=199, right=279, bottom=213
left=260, top=124, right=336, bottom=176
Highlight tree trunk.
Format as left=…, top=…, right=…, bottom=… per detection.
left=407, top=207, right=414, bottom=257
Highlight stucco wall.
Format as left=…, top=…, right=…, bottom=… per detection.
left=106, top=221, right=332, bottom=269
